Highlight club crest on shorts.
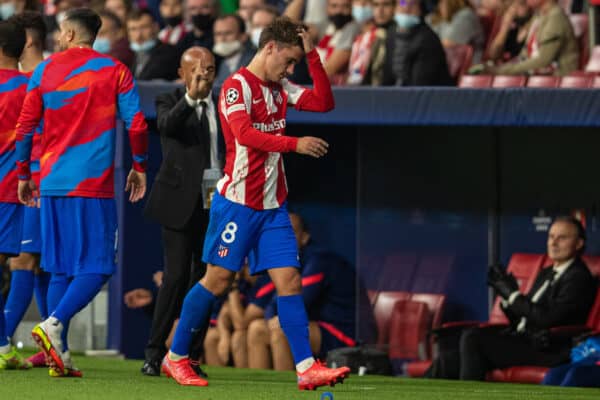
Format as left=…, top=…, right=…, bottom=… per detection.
left=226, top=88, right=239, bottom=104
left=218, top=244, right=229, bottom=258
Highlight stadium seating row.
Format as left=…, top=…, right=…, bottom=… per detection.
left=459, top=74, right=600, bottom=88
left=405, top=253, right=600, bottom=383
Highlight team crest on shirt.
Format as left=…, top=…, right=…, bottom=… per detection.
left=225, top=88, right=239, bottom=104
left=218, top=244, right=229, bottom=258
left=272, top=89, right=283, bottom=104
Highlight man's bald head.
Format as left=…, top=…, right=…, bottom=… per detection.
left=178, top=46, right=216, bottom=92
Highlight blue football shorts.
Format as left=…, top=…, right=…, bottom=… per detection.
left=41, top=196, right=117, bottom=277
left=21, top=204, right=41, bottom=254
left=0, top=202, right=24, bottom=256
left=202, top=192, right=300, bottom=275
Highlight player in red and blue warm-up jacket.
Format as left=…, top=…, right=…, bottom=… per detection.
left=15, top=9, right=148, bottom=378
left=0, top=19, right=33, bottom=371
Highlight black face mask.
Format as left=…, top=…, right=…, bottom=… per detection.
left=192, top=14, right=214, bottom=32
left=163, top=15, right=182, bottom=27
left=329, top=13, right=352, bottom=29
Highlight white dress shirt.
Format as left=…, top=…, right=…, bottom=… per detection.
left=184, top=90, right=220, bottom=169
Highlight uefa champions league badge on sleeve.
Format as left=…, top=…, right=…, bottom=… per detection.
left=202, top=168, right=223, bottom=209
left=320, top=392, right=334, bottom=400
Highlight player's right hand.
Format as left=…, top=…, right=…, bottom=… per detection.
left=18, top=179, right=37, bottom=207
left=296, top=136, right=329, bottom=158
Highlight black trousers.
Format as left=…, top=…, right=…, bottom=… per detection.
left=144, top=203, right=209, bottom=362
left=459, top=327, right=570, bottom=380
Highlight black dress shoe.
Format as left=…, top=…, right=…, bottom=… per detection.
left=141, top=359, right=161, bottom=376
left=190, top=362, right=208, bottom=378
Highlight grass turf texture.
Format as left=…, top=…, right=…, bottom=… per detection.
left=1, top=352, right=599, bottom=400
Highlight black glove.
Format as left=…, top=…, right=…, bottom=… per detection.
left=487, top=265, right=519, bottom=300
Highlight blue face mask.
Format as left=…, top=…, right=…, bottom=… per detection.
left=93, top=37, right=111, bottom=54
left=352, top=5, right=373, bottom=24
left=0, top=2, right=15, bottom=20
left=130, top=39, right=157, bottom=53
left=394, top=13, right=420, bottom=29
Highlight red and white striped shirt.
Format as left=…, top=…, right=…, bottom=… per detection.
left=158, top=22, right=193, bottom=46
left=217, top=49, right=334, bottom=210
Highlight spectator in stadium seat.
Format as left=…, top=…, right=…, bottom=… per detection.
left=237, top=0, right=265, bottom=31
left=105, top=0, right=133, bottom=25
left=248, top=212, right=374, bottom=370
left=491, top=0, right=578, bottom=76
left=176, top=0, right=216, bottom=54
left=347, top=0, right=396, bottom=86
left=248, top=5, right=277, bottom=48
left=158, top=0, right=192, bottom=46
left=392, top=0, right=453, bottom=86
left=426, top=0, right=485, bottom=62
left=315, top=0, right=361, bottom=82
left=458, top=216, right=596, bottom=380
left=212, top=14, right=256, bottom=87
left=126, top=8, right=180, bottom=80
left=486, top=0, right=532, bottom=62
left=96, top=10, right=134, bottom=69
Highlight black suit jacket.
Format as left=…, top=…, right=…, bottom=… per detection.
left=502, top=257, right=596, bottom=332
left=133, top=42, right=180, bottom=81
left=144, top=87, right=223, bottom=230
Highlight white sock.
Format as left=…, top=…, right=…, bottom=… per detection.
left=296, top=357, right=315, bottom=373
left=0, top=342, right=10, bottom=354
left=168, top=351, right=187, bottom=361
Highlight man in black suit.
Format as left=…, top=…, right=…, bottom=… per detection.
left=141, top=46, right=222, bottom=376
left=126, top=9, right=179, bottom=81
left=459, top=216, right=597, bottom=380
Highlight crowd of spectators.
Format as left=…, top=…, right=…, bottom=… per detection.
left=0, top=0, right=586, bottom=86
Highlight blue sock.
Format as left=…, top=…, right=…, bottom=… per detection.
left=171, top=283, right=216, bottom=357
left=47, top=273, right=71, bottom=352
left=0, top=283, right=7, bottom=347
left=4, top=270, right=34, bottom=338
left=277, top=295, right=313, bottom=365
left=34, top=272, right=51, bottom=320
left=53, top=274, right=108, bottom=326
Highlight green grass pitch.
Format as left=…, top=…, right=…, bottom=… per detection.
left=1, top=353, right=599, bottom=400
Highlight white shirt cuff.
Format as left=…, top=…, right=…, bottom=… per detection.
left=507, top=291, right=520, bottom=305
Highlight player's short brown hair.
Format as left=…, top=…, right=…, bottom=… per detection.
left=257, top=16, right=303, bottom=51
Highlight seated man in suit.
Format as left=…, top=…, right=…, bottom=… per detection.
left=141, top=46, right=222, bottom=377
left=212, top=14, right=256, bottom=87
left=459, top=216, right=597, bottom=380
left=126, top=8, right=180, bottom=81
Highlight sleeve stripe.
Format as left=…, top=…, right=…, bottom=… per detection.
left=281, top=79, right=305, bottom=105
left=226, top=104, right=246, bottom=115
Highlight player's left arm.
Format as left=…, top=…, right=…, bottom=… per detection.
left=117, top=65, right=149, bottom=202
left=285, top=28, right=335, bottom=113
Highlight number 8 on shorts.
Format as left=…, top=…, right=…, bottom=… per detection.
left=221, top=222, right=238, bottom=244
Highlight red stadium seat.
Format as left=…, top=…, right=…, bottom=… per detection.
left=445, top=44, right=474, bottom=82
left=560, top=75, right=593, bottom=88
left=593, top=75, right=600, bottom=88
left=526, top=75, right=560, bottom=88
left=388, top=300, right=430, bottom=360
left=410, top=293, right=446, bottom=331
left=488, top=255, right=600, bottom=384
left=371, top=291, right=410, bottom=349
left=406, top=254, right=545, bottom=377
left=569, top=14, right=589, bottom=68
left=492, top=75, right=527, bottom=88
left=459, top=75, right=493, bottom=88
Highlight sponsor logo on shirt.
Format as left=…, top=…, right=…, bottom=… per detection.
left=252, top=118, right=286, bottom=132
